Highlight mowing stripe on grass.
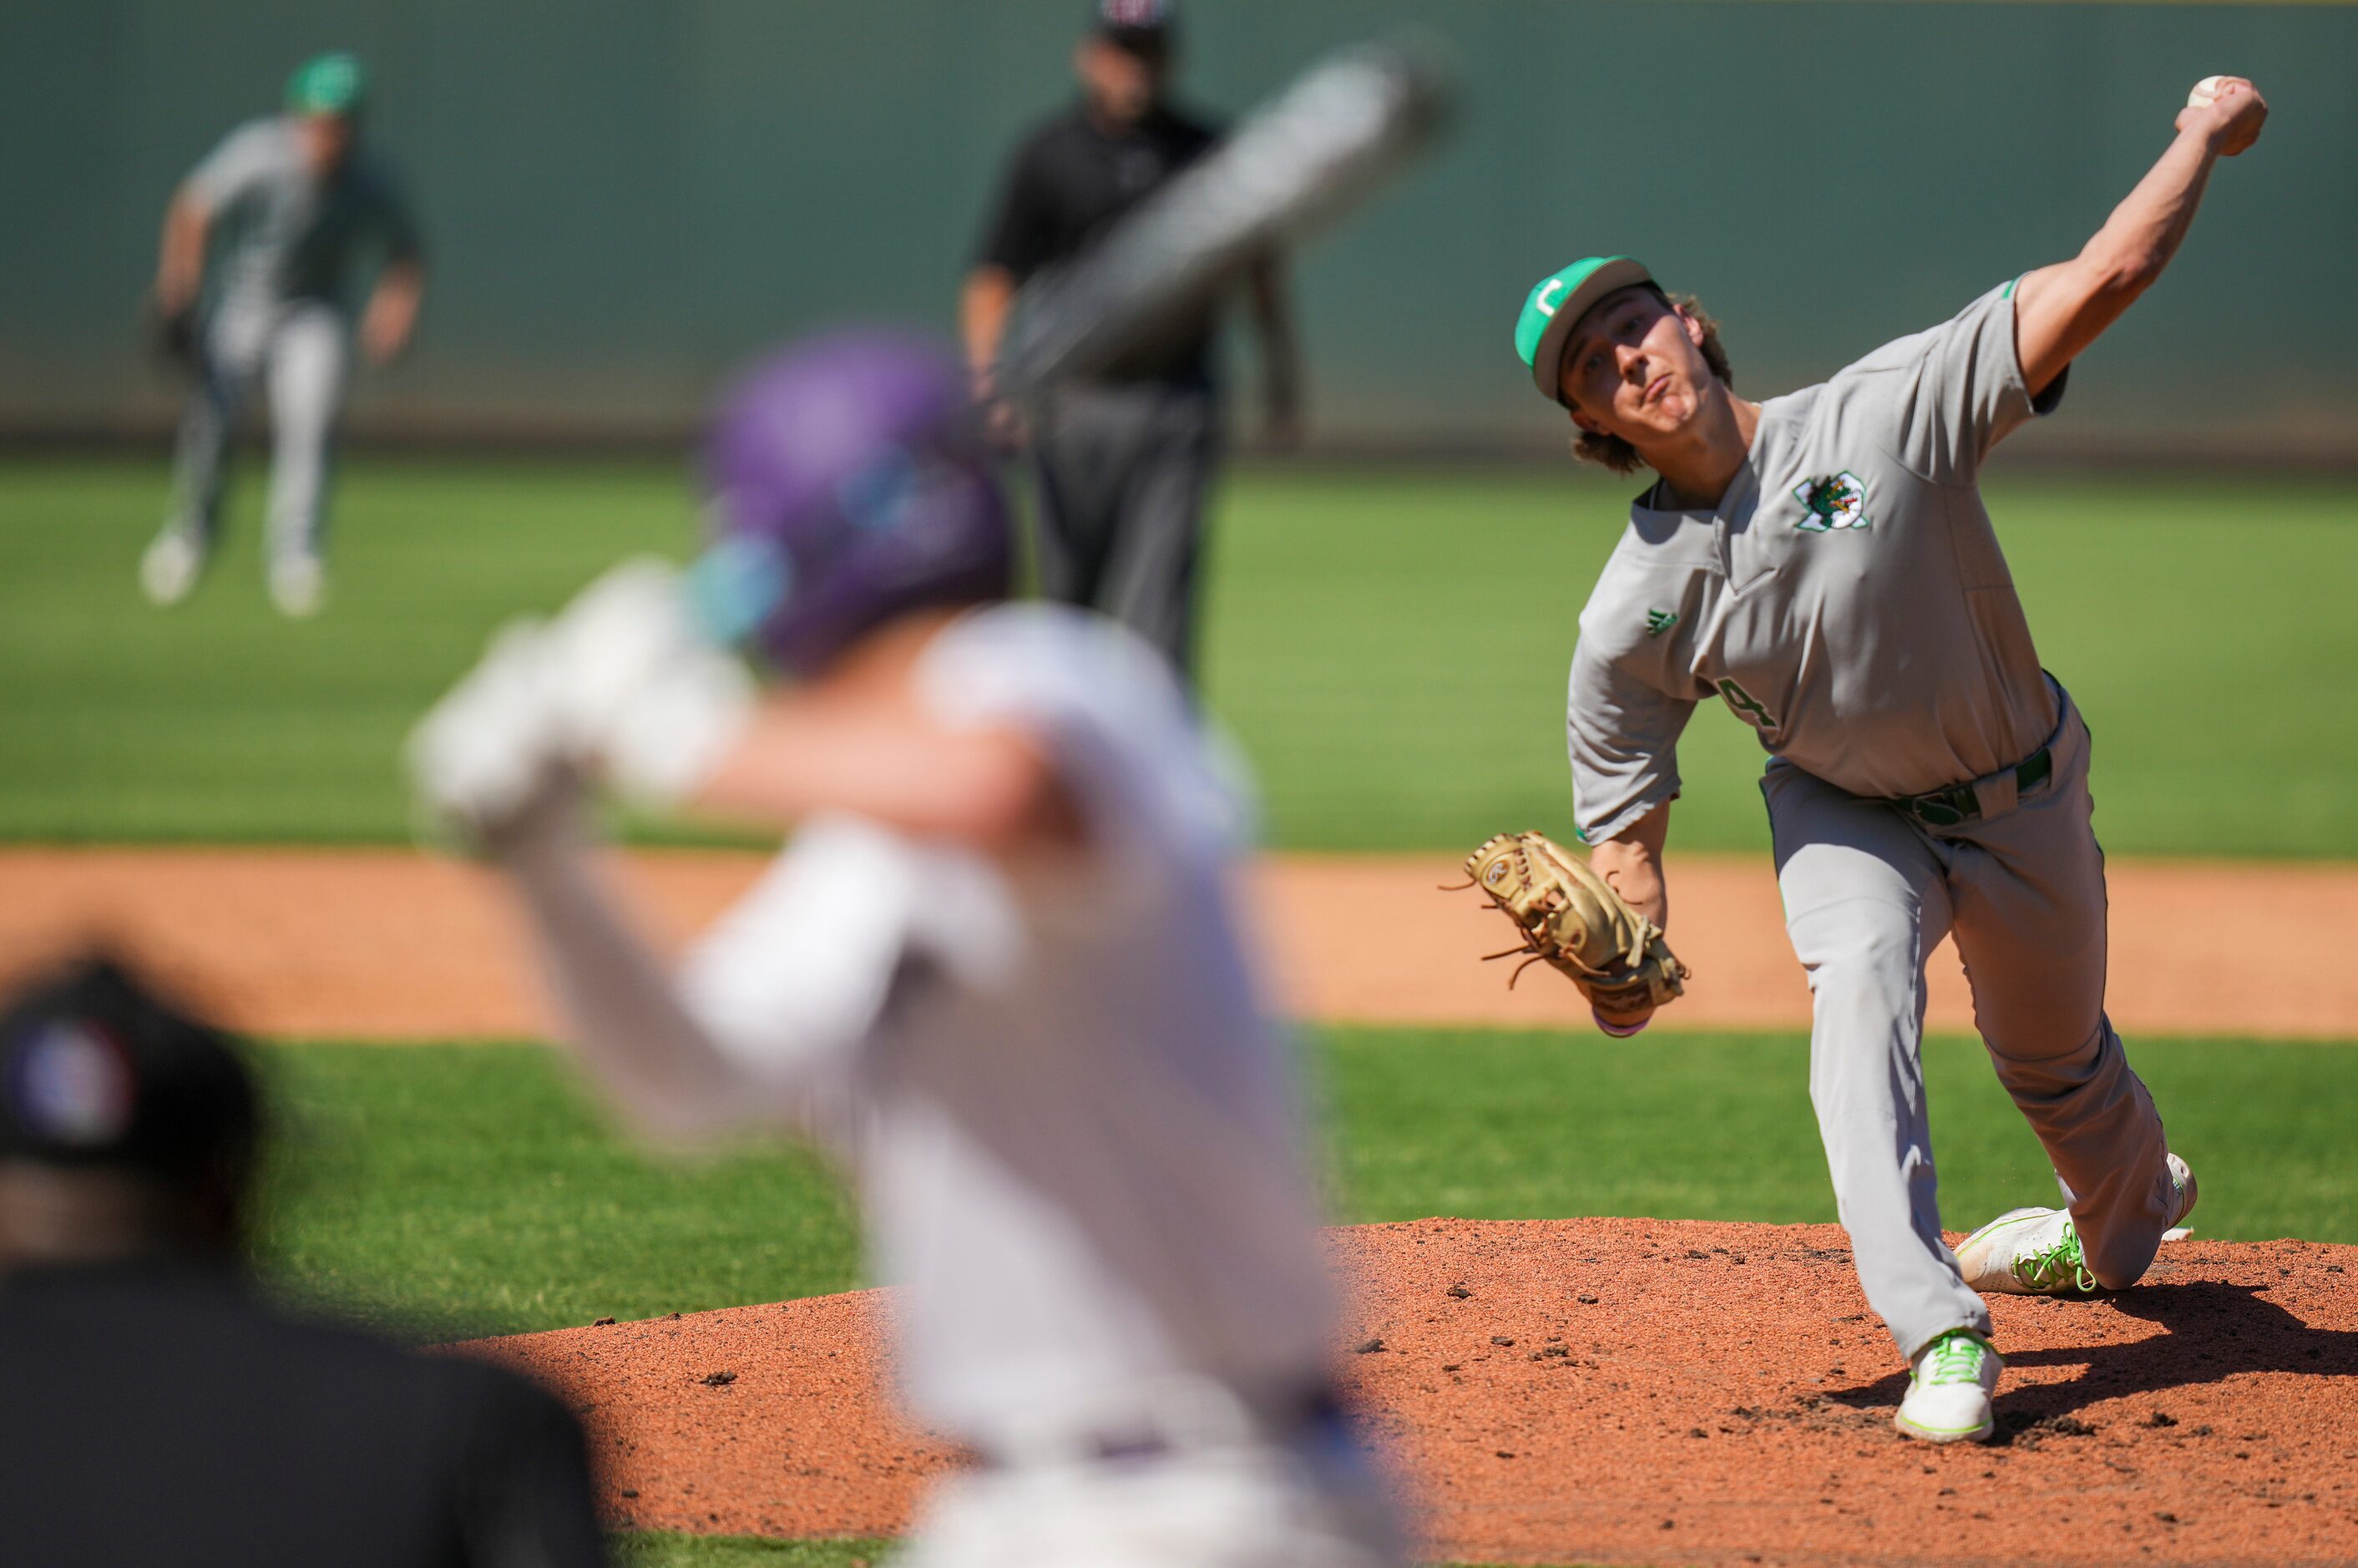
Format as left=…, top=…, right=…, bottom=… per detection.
left=6, top=460, right=2355, bottom=857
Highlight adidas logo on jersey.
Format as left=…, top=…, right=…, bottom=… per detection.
left=1645, top=609, right=1678, bottom=638
left=1794, top=471, right=1871, bottom=533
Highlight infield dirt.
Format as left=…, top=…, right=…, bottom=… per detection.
left=3, top=847, right=2356, bottom=1039
left=464, top=1216, right=2358, bottom=1566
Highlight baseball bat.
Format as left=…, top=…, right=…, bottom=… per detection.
left=994, top=36, right=1457, bottom=399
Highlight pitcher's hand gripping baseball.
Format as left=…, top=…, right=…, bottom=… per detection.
left=1459, top=832, right=1688, bottom=1037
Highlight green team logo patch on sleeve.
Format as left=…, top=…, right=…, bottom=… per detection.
left=1794, top=471, right=1870, bottom=533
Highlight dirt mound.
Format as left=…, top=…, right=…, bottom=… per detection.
left=460, top=1218, right=2358, bottom=1565
left=6, top=848, right=2357, bottom=1039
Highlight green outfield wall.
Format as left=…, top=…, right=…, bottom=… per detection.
left=3, top=1, right=2351, bottom=458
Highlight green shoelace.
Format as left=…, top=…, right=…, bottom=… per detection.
left=1921, top=1331, right=1988, bottom=1386
left=2013, top=1219, right=2097, bottom=1293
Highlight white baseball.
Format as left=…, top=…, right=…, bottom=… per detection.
left=2188, top=75, right=2226, bottom=109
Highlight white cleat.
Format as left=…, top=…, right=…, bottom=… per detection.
left=1956, top=1152, right=2198, bottom=1297
left=1954, top=1206, right=2089, bottom=1296
left=1895, top=1328, right=2001, bottom=1444
left=269, top=553, right=326, bottom=619
left=140, top=528, right=205, bottom=606
left=2164, top=1151, right=2198, bottom=1229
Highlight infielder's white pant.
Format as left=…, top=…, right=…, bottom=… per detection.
left=1764, top=685, right=2178, bottom=1361
left=168, top=297, right=349, bottom=564
left=901, top=1404, right=1402, bottom=1568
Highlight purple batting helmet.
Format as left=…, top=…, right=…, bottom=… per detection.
left=692, top=331, right=1012, bottom=679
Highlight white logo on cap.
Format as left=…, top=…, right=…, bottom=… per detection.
left=1534, top=279, right=1567, bottom=317
left=13, top=1023, right=134, bottom=1146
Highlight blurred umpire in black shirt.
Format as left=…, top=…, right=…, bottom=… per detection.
left=962, top=0, right=1301, bottom=682
left=0, top=958, right=608, bottom=1568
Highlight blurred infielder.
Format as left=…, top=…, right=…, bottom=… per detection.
left=143, top=52, right=425, bottom=618
left=1499, top=78, right=2266, bottom=1442
left=408, top=333, right=1401, bottom=1565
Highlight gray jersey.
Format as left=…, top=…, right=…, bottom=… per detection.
left=1567, top=281, right=2066, bottom=842
left=185, top=118, right=419, bottom=315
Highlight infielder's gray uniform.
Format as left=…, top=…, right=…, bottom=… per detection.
left=167, top=118, right=419, bottom=566
left=1566, top=282, right=2179, bottom=1360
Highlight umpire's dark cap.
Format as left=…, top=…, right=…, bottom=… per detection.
left=1094, top=0, right=1175, bottom=55
left=0, top=957, right=259, bottom=1182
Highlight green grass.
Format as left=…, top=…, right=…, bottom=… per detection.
left=252, top=1029, right=2358, bottom=1342
left=3, top=457, right=2355, bottom=855
left=251, top=1044, right=858, bottom=1343
left=1320, top=1026, right=2358, bottom=1242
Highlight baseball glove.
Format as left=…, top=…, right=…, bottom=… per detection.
left=1457, top=832, right=1688, bottom=1036
left=144, top=299, right=198, bottom=370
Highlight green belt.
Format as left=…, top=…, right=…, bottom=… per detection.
left=1890, top=747, right=2052, bottom=828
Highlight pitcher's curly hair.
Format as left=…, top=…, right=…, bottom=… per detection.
left=1571, top=293, right=1733, bottom=476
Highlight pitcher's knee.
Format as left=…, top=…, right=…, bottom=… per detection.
left=1987, top=1020, right=2117, bottom=1105
left=1801, top=924, right=1922, bottom=1032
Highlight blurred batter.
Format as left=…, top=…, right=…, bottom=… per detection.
left=409, top=331, right=1400, bottom=1566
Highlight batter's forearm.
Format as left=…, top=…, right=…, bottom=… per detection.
left=693, top=700, right=1077, bottom=854
left=499, top=814, right=755, bottom=1139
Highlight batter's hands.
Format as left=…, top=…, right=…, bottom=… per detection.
left=535, top=559, right=756, bottom=807
left=407, top=620, right=580, bottom=854
left=2178, top=77, right=2267, bottom=157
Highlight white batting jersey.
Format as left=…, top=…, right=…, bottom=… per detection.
left=1566, top=282, right=2067, bottom=843
left=672, top=604, right=1334, bottom=1446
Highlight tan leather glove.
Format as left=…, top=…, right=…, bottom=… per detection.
left=1460, top=832, right=1688, bottom=1036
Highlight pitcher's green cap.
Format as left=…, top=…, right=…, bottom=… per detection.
left=286, top=52, right=367, bottom=116
left=1515, top=255, right=1652, bottom=406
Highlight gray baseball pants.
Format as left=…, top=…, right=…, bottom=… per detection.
left=1028, top=382, right=1218, bottom=678
left=167, top=296, right=348, bottom=564
left=1763, top=685, right=2178, bottom=1360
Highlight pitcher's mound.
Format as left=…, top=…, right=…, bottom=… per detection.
left=462, top=1217, right=2358, bottom=1565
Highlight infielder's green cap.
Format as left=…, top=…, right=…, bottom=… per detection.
left=1515, top=255, right=1653, bottom=407
left=286, top=52, right=367, bottom=116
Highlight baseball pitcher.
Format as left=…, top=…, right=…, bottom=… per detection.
left=407, top=333, right=1402, bottom=1565
left=143, top=52, right=424, bottom=618
left=1502, top=78, right=2265, bottom=1443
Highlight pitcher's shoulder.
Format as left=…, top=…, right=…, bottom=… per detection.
left=1579, top=532, right=1713, bottom=659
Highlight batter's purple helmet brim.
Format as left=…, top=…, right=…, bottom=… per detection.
left=694, top=331, right=1013, bottom=680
